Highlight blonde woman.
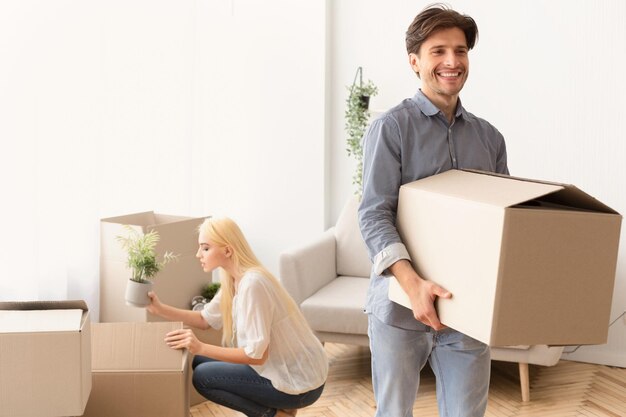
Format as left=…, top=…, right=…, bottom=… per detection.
left=147, top=217, right=328, bottom=417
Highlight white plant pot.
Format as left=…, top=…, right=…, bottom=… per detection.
left=125, top=279, right=154, bottom=307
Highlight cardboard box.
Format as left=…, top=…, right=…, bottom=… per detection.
left=83, top=321, right=189, bottom=417
left=100, top=211, right=210, bottom=322
left=0, top=300, right=91, bottom=417
left=388, top=169, right=622, bottom=346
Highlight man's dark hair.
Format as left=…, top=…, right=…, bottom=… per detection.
left=406, top=3, right=478, bottom=55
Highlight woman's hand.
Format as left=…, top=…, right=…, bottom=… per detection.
left=144, top=293, right=209, bottom=329
left=146, top=291, right=162, bottom=315
left=164, top=328, right=202, bottom=355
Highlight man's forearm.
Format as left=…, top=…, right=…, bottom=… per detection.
left=389, top=259, right=423, bottom=290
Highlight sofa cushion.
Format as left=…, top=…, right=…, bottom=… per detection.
left=301, top=276, right=368, bottom=335
left=335, top=196, right=372, bottom=278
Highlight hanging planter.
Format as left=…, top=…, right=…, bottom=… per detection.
left=358, top=95, right=370, bottom=110
left=345, top=66, right=378, bottom=197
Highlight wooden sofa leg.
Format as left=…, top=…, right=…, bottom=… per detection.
left=519, top=362, right=530, bottom=402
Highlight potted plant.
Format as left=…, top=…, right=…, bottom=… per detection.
left=345, top=66, right=378, bottom=197
left=191, top=282, right=221, bottom=311
left=202, top=282, right=221, bottom=301
left=116, top=225, right=179, bottom=307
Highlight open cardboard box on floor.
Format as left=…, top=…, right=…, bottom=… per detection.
left=0, top=300, right=91, bottom=417
left=83, top=321, right=189, bottom=417
left=100, top=211, right=210, bottom=323
left=388, top=169, right=622, bottom=347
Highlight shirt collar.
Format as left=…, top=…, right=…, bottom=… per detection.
left=412, top=89, right=467, bottom=120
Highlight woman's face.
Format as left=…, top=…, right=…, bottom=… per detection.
left=196, top=230, right=231, bottom=273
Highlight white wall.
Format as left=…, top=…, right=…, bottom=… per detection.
left=329, top=0, right=626, bottom=366
left=0, top=0, right=326, bottom=318
left=190, top=1, right=327, bottom=274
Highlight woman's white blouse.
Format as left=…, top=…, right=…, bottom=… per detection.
left=201, top=271, right=328, bottom=395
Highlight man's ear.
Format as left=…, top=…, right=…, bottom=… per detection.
left=409, top=53, right=420, bottom=77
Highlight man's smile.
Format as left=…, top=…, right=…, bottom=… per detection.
left=437, top=71, right=462, bottom=78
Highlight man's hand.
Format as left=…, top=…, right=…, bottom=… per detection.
left=390, top=260, right=451, bottom=330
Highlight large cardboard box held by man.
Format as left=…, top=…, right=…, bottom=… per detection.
left=100, top=211, right=209, bottom=323
left=0, top=300, right=91, bottom=417
left=83, top=321, right=189, bottom=417
left=388, top=169, right=622, bottom=347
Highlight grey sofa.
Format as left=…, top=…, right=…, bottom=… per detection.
left=280, top=196, right=370, bottom=346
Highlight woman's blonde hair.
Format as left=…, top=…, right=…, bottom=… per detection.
left=199, top=216, right=303, bottom=347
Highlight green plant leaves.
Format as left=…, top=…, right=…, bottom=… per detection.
left=201, top=282, right=221, bottom=301
left=345, top=79, right=378, bottom=197
left=116, top=225, right=179, bottom=283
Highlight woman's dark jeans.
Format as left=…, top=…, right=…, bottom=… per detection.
left=192, top=355, right=325, bottom=417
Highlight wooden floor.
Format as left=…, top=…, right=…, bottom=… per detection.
left=190, top=343, right=626, bottom=417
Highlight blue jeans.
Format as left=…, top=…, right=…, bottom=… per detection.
left=368, top=314, right=490, bottom=417
left=192, top=356, right=324, bottom=417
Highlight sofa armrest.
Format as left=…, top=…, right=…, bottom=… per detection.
left=279, top=228, right=337, bottom=305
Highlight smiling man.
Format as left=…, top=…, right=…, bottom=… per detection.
left=358, top=4, right=509, bottom=417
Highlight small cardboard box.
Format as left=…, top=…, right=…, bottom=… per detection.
left=100, top=211, right=209, bottom=323
left=388, top=169, right=622, bottom=346
left=83, top=321, right=189, bottom=417
left=0, top=300, right=91, bottom=417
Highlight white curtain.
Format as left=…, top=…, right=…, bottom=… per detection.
left=0, top=1, right=206, bottom=319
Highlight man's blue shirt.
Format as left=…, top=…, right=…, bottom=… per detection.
left=358, top=89, right=509, bottom=330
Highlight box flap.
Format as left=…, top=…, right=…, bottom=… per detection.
left=0, top=300, right=88, bottom=312
left=463, top=169, right=620, bottom=214
left=100, top=211, right=156, bottom=227
left=92, top=322, right=185, bottom=372
left=531, top=184, right=620, bottom=214
left=100, top=212, right=207, bottom=258
left=401, top=169, right=564, bottom=208
left=100, top=211, right=200, bottom=229
left=0, top=309, right=83, bottom=333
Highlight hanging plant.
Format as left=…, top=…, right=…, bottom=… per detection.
left=345, top=66, right=378, bottom=197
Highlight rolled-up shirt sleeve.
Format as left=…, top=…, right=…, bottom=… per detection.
left=372, top=242, right=411, bottom=276
left=358, top=115, right=412, bottom=276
